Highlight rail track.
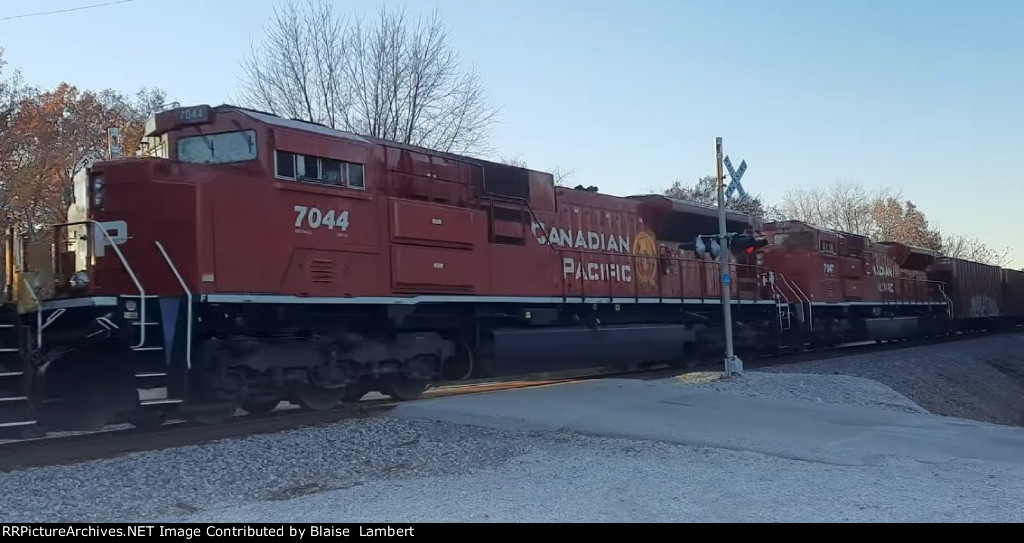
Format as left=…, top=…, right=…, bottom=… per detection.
left=0, top=326, right=1018, bottom=472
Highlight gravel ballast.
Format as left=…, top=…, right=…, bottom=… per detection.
left=1, top=334, right=1022, bottom=523
left=761, top=333, right=1024, bottom=426
left=0, top=417, right=535, bottom=523
left=162, top=436, right=1024, bottom=523
left=3, top=412, right=1020, bottom=524
left=671, top=371, right=930, bottom=415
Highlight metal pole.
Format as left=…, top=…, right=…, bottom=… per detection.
left=715, top=137, right=742, bottom=377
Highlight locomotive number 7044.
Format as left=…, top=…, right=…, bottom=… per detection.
left=293, top=205, right=350, bottom=231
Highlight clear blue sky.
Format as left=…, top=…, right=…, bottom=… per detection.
left=2, top=0, right=1022, bottom=267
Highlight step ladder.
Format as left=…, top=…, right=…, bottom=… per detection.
left=777, top=303, right=792, bottom=331
left=0, top=307, right=35, bottom=437
left=765, top=272, right=794, bottom=332
left=120, top=294, right=182, bottom=409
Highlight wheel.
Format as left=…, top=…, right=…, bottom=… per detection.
left=242, top=400, right=280, bottom=416
left=380, top=376, right=429, bottom=401
left=292, top=384, right=346, bottom=411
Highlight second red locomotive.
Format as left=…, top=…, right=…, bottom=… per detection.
left=0, top=103, right=1019, bottom=435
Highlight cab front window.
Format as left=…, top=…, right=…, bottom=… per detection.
left=772, top=231, right=814, bottom=247
left=177, top=130, right=257, bottom=164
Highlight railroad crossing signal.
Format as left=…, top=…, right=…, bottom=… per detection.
left=693, top=235, right=721, bottom=260
left=730, top=233, right=768, bottom=255
left=722, top=156, right=748, bottom=203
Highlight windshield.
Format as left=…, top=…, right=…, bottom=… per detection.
left=177, top=130, right=257, bottom=164
left=772, top=231, right=815, bottom=247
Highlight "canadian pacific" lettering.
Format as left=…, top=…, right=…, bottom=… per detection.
left=531, top=222, right=635, bottom=282
left=563, top=260, right=633, bottom=282
left=531, top=222, right=631, bottom=253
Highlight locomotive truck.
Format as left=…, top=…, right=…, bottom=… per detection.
left=0, top=103, right=1019, bottom=437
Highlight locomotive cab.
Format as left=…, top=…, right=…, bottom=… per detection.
left=759, top=220, right=852, bottom=303
left=50, top=104, right=269, bottom=302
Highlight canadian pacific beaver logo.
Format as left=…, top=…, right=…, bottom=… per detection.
left=632, top=230, right=658, bottom=286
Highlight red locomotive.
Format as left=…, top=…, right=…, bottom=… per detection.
left=0, top=103, right=1020, bottom=436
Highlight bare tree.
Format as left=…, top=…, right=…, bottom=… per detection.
left=664, top=175, right=785, bottom=221
left=497, top=154, right=528, bottom=168
left=940, top=233, right=1010, bottom=267
left=549, top=165, right=575, bottom=187
left=238, top=0, right=499, bottom=156
left=497, top=154, right=575, bottom=187
left=780, top=179, right=899, bottom=237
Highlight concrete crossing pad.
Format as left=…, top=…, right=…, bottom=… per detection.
left=393, top=377, right=1024, bottom=466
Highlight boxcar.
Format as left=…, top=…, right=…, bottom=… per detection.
left=1002, top=268, right=1024, bottom=324
left=928, top=257, right=1005, bottom=328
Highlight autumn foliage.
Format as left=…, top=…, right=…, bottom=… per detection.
left=668, top=175, right=1010, bottom=267
left=0, top=48, right=165, bottom=238
left=871, top=198, right=943, bottom=251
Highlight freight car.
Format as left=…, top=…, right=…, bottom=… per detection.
left=0, top=103, right=1018, bottom=437
left=927, top=257, right=1007, bottom=330
left=1001, top=269, right=1024, bottom=325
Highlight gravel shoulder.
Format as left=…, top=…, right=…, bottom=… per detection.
left=0, top=416, right=535, bottom=523
left=162, top=436, right=1024, bottom=523
left=3, top=412, right=1018, bottom=524
left=1, top=334, right=1022, bottom=523
left=759, top=333, right=1024, bottom=426
left=672, top=370, right=929, bottom=415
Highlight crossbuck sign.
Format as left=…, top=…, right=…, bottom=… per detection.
left=723, top=156, right=749, bottom=203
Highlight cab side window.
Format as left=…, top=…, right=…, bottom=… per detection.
left=275, top=150, right=365, bottom=190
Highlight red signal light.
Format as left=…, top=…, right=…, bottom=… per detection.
left=745, top=246, right=755, bottom=254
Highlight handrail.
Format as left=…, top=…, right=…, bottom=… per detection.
left=770, top=273, right=790, bottom=304
left=773, top=271, right=809, bottom=330
left=765, top=273, right=789, bottom=330
left=22, top=276, right=42, bottom=348
left=769, top=277, right=789, bottom=307
left=936, top=282, right=954, bottom=319
left=155, top=241, right=193, bottom=369
left=788, top=280, right=813, bottom=331
left=775, top=272, right=802, bottom=308
left=54, top=219, right=147, bottom=349
left=532, top=236, right=948, bottom=325
left=549, top=248, right=771, bottom=304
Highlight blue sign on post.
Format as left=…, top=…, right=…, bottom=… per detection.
left=723, top=156, right=749, bottom=203
left=722, top=273, right=731, bottom=285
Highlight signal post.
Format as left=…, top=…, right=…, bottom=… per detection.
left=714, top=137, right=744, bottom=377
left=679, top=139, right=766, bottom=376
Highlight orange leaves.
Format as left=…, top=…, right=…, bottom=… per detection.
left=871, top=197, right=943, bottom=251
left=5, top=83, right=94, bottom=232
left=0, top=56, right=166, bottom=236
